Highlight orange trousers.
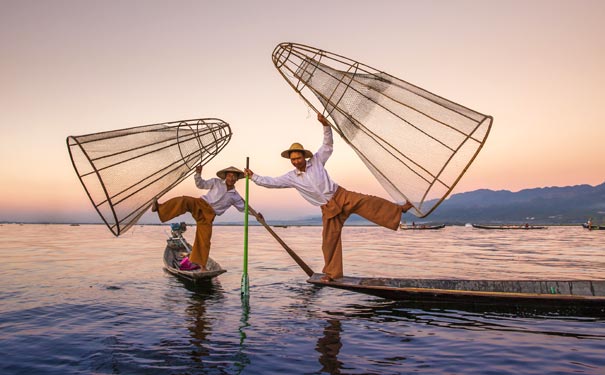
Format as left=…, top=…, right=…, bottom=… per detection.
left=157, top=196, right=216, bottom=267
left=320, top=187, right=401, bottom=279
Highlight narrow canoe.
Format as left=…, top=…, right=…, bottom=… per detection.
left=399, top=224, right=446, bottom=230
left=472, top=224, right=547, bottom=230
left=163, top=236, right=226, bottom=282
left=307, top=274, right=605, bottom=307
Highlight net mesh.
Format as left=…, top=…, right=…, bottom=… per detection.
left=67, top=118, right=232, bottom=236
left=273, top=43, right=492, bottom=217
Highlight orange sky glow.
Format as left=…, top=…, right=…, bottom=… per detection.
left=1, top=0, right=603, bottom=225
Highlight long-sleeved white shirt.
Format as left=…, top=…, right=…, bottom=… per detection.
left=194, top=175, right=245, bottom=215
left=251, top=126, right=338, bottom=206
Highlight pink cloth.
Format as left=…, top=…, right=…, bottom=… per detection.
left=179, top=256, right=200, bottom=271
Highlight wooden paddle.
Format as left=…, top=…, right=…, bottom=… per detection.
left=247, top=206, right=314, bottom=277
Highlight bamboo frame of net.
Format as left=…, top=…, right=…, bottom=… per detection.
left=67, top=118, right=232, bottom=236
left=272, top=42, right=492, bottom=217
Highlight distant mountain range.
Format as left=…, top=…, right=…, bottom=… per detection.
left=253, top=181, right=605, bottom=226
left=421, top=181, right=605, bottom=225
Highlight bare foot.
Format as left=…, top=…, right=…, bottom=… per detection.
left=151, top=198, right=159, bottom=212
left=320, top=275, right=333, bottom=282
left=401, top=200, right=413, bottom=213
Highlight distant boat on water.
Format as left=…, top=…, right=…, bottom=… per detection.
left=399, top=223, right=445, bottom=230
left=472, top=224, right=547, bottom=230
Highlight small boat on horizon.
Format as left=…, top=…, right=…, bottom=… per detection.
left=399, top=223, right=445, bottom=230
left=472, top=224, right=547, bottom=230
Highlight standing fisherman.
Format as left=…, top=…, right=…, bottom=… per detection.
left=153, top=166, right=248, bottom=270
left=244, top=114, right=413, bottom=282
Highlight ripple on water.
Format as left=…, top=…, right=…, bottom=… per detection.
left=1, top=224, right=604, bottom=374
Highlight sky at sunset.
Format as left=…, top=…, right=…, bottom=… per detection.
left=1, top=0, right=604, bottom=226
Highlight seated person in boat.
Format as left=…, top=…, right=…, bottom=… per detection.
left=244, top=113, right=413, bottom=282
left=152, top=166, right=247, bottom=271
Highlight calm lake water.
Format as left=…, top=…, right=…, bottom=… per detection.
left=1, top=224, right=604, bottom=374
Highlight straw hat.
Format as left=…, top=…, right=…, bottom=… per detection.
left=216, top=166, right=245, bottom=179
left=281, top=142, right=313, bottom=159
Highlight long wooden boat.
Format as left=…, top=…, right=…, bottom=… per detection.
left=307, top=274, right=605, bottom=308
left=472, top=224, right=547, bottom=230
left=400, top=223, right=445, bottom=230
left=162, top=225, right=226, bottom=283
left=582, top=223, right=605, bottom=230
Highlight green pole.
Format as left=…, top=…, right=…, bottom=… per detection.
left=241, top=157, right=250, bottom=296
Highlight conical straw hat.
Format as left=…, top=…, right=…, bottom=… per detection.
left=281, top=142, right=312, bottom=159
left=216, top=166, right=245, bottom=179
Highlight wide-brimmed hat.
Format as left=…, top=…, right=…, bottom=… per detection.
left=281, top=142, right=313, bottom=159
left=216, top=166, right=245, bottom=179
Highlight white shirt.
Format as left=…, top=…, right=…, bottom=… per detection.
left=194, top=174, right=245, bottom=215
left=251, top=126, right=339, bottom=206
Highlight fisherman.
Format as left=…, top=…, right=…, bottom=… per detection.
left=152, top=166, right=247, bottom=271
left=244, top=113, right=414, bottom=282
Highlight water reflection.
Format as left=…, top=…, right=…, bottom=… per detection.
left=184, top=294, right=213, bottom=358
left=339, top=299, right=605, bottom=339
left=175, top=278, right=253, bottom=374
left=176, top=278, right=229, bottom=371
left=316, top=319, right=343, bottom=374
left=235, top=295, right=251, bottom=374
left=308, top=296, right=605, bottom=375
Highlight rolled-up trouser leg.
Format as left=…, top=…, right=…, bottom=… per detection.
left=157, top=196, right=216, bottom=267
left=189, top=223, right=212, bottom=267
left=319, top=187, right=401, bottom=279
left=321, top=213, right=346, bottom=279
left=157, top=196, right=198, bottom=222
left=343, top=189, right=401, bottom=231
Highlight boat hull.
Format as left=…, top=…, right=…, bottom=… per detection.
left=472, top=224, right=547, bottom=230
left=399, top=224, right=445, bottom=230
left=307, top=274, right=605, bottom=308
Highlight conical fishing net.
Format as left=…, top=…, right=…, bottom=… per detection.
left=272, top=43, right=492, bottom=217
left=67, top=118, right=232, bottom=236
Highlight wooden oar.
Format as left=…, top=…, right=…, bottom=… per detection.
left=242, top=157, right=250, bottom=296
left=247, top=206, right=314, bottom=277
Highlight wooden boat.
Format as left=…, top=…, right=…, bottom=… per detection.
left=307, top=274, right=605, bottom=307
left=472, top=224, right=547, bottom=230
left=582, top=223, right=605, bottom=230
left=162, top=223, right=226, bottom=283
left=249, top=208, right=605, bottom=314
left=400, top=223, right=445, bottom=230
